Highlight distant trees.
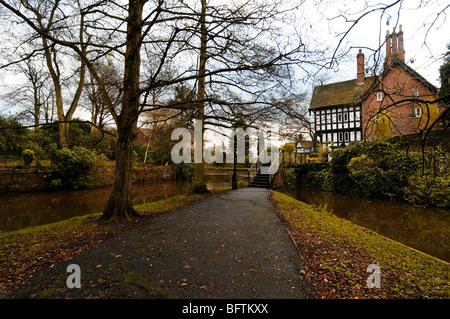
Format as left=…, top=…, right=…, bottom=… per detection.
left=0, top=0, right=89, bottom=147
left=0, top=115, right=28, bottom=157
left=1, top=58, right=54, bottom=127
left=439, top=44, right=450, bottom=95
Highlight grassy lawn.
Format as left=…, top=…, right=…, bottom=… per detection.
left=270, top=190, right=449, bottom=299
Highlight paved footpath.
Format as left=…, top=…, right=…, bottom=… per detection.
left=17, top=188, right=305, bottom=299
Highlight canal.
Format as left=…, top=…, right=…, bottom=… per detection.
left=1, top=174, right=448, bottom=263
left=292, top=188, right=450, bottom=263
left=0, top=171, right=247, bottom=233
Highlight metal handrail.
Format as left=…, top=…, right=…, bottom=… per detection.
left=247, top=150, right=267, bottom=183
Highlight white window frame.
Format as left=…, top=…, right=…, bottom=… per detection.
left=412, top=87, right=419, bottom=97
left=376, top=91, right=383, bottom=101
left=414, top=107, right=422, bottom=117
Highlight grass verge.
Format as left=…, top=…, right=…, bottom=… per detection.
left=269, top=190, right=449, bottom=299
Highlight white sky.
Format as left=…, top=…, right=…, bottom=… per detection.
left=0, top=0, right=448, bottom=127
left=299, top=0, right=449, bottom=88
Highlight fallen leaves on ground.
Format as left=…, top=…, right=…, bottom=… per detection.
left=270, top=190, right=449, bottom=299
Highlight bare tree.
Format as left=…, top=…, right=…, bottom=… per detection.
left=1, top=57, right=52, bottom=127
left=0, top=0, right=362, bottom=220
left=83, top=60, right=121, bottom=133
left=0, top=0, right=89, bottom=147
left=2, top=0, right=446, bottom=222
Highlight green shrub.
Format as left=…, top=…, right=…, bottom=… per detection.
left=283, top=168, right=297, bottom=189
left=296, top=138, right=450, bottom=208
left=48, top=146, right=102, bottom=189
left=21, top=149, right=35, bottom=166
left=430, top=176, right=450, bottom=208
left=172, top=162, right=194, bottom=180
left=406, top=174, right=450, bottom=208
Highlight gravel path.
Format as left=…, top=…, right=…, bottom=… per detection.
left=16, top=188, right=305, bottom=299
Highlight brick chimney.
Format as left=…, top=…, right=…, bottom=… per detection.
left=357, top=49, right=365, bottom=84
left=397, top=25, right=405, bottom=61
left=385, top=25, right=405, bottom=66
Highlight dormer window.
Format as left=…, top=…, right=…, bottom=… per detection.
left=376, top=91, right=383, bottom=101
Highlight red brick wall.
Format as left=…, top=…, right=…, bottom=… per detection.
left=362, top=66, right=435, bottom=139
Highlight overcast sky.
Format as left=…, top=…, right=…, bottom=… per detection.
left=0, top=0, right=448, bottom=121
left=300, top=0, right=449, bottom=88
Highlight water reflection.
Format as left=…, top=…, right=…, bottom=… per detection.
left=292, top=188, right=450, bottom=263
left=0, top=173, right=237, bottom=233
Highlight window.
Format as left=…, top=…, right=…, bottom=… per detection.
left=338, top=113, right=342, bottom=122
left=344, top=132, right=349, bottom=142
left=410, top=107, right=422, bottom=118
left=343, top=112, right=348, bottom=122
left=412, top=87, right=419, bottom=97
left=338, top=132, right=343, bottom=142
left=376, top=91, right=383, bottom=101
left=415, top=107, right=422, bottom=117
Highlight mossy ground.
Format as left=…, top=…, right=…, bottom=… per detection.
left=270, top=190, right=449, bottom=299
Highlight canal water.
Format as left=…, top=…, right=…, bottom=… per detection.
left=292, top=188, right=450, bottom=263
left=0, top=171, right=246, bottom=233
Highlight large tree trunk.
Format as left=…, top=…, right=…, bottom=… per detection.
left=40, top=9, right=86, bottom=149
left=99, top=0, right=143, bottom=221
left=100, top=121, right=140, bottom=221
left=192, top=0, right=210, bottom=194
left=59, top=121, right=70, bottom=149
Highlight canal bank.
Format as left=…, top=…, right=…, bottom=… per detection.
left=0, top=171, right=250, bottom=233
left=270, top=190, right=449, bottom=299
left=290, top=188, right=450, bottom=263
left=2, top=188, right=305, bottom=299
left=0, top=164, right=174, bottom=194
left=1, top=188, right=448, bottom=299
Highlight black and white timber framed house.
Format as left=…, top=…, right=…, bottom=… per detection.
left=309, top=75, right=372, bottom=148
